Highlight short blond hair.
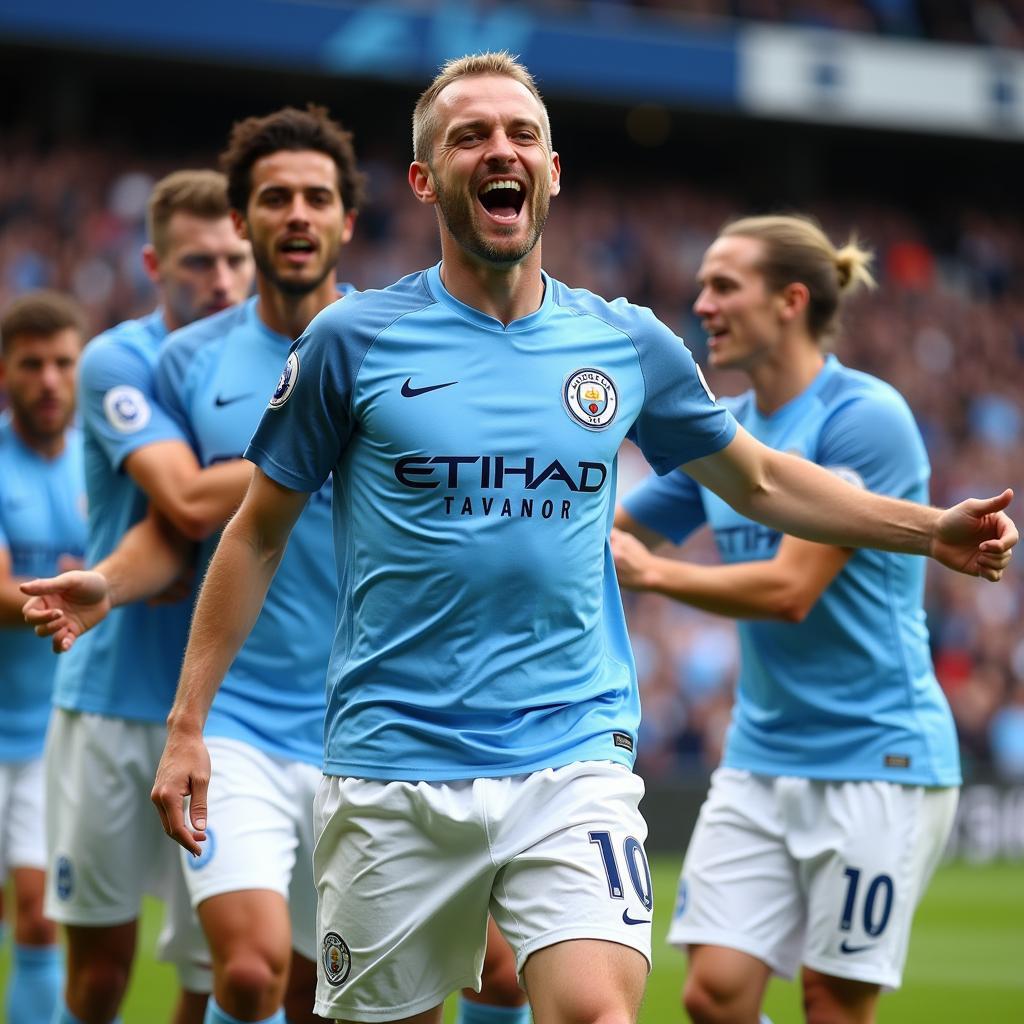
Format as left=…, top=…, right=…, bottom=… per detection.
left=146, top=169, right=231, bottom=257
left=722, top=214, right=876, bottom=342
left=412, top=51, right=551, bottom=162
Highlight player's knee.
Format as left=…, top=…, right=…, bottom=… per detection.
left=546, top=987, right=636, bottom=1024
left=67, top=959, right=131, bottom=1019
left=802, top=971, right=878, bottom=1024
left=219, top=950, right=284, bottom=1006
left=682, top=972, right=741, bottom=1024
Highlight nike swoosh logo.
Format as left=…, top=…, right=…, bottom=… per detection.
left=401, top=378, right=458, bottom=398
left=621, top=909, right=651, bottom=926
left=214, top=393, right=254, bottom=407
left=839, top=940, right=876, bottom=954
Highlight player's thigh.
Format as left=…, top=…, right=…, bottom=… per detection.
left=524, top=938, right=647, bottom=1024
left=801, top=966, right=880, bottom=1024
left=5, top=756, right=47, bottom=874
left=44, top=709, right=168, bottom=924
left=800, top=782, right=958, bottom=989
left=684, top=945, right=772, bottom=1023
left=669, top=768, right=805, bottom=980
left=313, top=775, right=493, bottom=1022
left=463, top=916, right=526, bottom=1007
left=490, top=762, right=653, bottom=980
left=181, top=739, right=303, bottom=931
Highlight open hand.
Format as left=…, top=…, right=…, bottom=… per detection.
left=21, top=570, right=112, bottom=653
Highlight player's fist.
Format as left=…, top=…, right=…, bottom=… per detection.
left=932, top=489, right=1016, bottom=581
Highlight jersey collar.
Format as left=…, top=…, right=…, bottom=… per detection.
left=425, top=262, right=555, bottom=333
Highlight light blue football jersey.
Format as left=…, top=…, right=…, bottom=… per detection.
left=246, top=264, right=736, bottom=781
left=0, top=416, right=86, bottom=760
left=52, top=310, right=195, bottom=723
left=623, top=355, right=960, bottom=786
left=156, top=294, right=350, bottom=766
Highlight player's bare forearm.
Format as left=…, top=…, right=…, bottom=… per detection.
left=166, top=467, right=308, bottom=736
left=611, top=527, right=848, bottom=622
left=125, top=441, right=254, bottom=541
left=684, top=429, right=1017, bottom=579
left=95, top=509, right=192, bottom=607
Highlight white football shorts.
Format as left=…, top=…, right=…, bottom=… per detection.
left=0, top=755, right=47, bottom=878
left=44, top=709, right=208, bottom=987
left=313, top=760, right=654, bottom=1022
left=668, top=767, right=958, bottom=989
left=176, top=736, right=321, bottom=963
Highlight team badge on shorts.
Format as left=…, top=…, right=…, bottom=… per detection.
left=269, top=352, right=299, bottom=409
left=103, top=385, right=152, bottom=433
left=564, top=367, right=618, bottom=430
left=321, top=931, right=352, bottom=986
left=55, top=855, right=74, bottom=901
left=673, top=878, right=689, bottom=920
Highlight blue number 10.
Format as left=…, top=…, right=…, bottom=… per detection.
left=589, top=831, right=653, bottom=911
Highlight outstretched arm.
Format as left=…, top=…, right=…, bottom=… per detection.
left=21, top=509, right=192, bottom=652
left=150, top=467, right=309, bottom=855
left=683, top=427, right=1016, bottom=580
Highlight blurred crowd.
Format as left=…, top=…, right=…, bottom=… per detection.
left=524, top=0, right=1024, bottom=48
left=1, top=141, right=1022, bottom=783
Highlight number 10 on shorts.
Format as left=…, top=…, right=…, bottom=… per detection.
left=589, top=831, right=653, bottom=910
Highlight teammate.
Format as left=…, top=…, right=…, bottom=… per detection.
left=147, top=53, right=1013, bottom=1024
left=32, top=170, right=254, bottom=1024
left=0, top=291, right=87, bottom=1023
left=23, top=108, right=527, bottom=1024
left=612, top=215, right=967, bottom=1024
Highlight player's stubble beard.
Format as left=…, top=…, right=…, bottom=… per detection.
left=251, top=230, right=343, bottom=298
left=431, top=163, right=550, bottom=266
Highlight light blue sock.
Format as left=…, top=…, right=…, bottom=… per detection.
left=204, top=995, right=286, bottom=1024
left=761, top=1016, right=774, bottom=1024
left=51, top=1000, right=84, bottom=1024
left=7, top=944, right=63, bottom=1024
left=455, top=997, right=531, bottom=1024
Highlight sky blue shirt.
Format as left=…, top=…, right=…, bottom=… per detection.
left=0, top=416, right=86, bottom=760
left=52, top=310, right=195, bottom=723
left=623, top=355, right=960, bottom=786
left=246, top=264, right=736, bottom=781
left=156, top=294, right=349, bottom=766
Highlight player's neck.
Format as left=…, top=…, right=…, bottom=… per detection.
left=750, top=338, right=825, bottom=415
left=438, top=241, right=545, bottom=327
left=11, top=416, right=65, bottom=460
left=257, top=274, right=341, bottom=340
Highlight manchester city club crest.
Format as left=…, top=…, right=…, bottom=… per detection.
left=322, top=931, right=352, bottom=986
left=269, top=351, right=299, bottom=409
left=563, top=367, right=618, bottom=430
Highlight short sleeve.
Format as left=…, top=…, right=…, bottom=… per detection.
left=78, top=338, right=188, bottom=472
left=245, top=304, right=364, bottom=493
left=625, top=312, right=737, bottom=473
left=622, top=468, right=707, bottom=545
left=816, top=392, right=930, bottom=500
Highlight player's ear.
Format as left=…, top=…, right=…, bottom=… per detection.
left=408, top=161, right=438, bottom=206
left=777, top=281, right=810, bottom=325
left=549, top=151, right=561, bottom=198
left=231, top=209, right=250, bottom=241
left=141, top=244, right=161, bottom=285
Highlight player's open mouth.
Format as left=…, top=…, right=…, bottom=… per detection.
left=280, top=236, right=318, bottom=265
left=477, top=178, right=526, bottom=224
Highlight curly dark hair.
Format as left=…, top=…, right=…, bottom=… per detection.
left=220, top=104, right=366, bottom=215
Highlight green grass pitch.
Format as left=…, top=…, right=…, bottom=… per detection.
left=2, top=859, right=1021, bottom=1021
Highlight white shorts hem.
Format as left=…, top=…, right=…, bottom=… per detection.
left=518, top=925, right=652, bottom=975
left=42, top=903, right=140, bottom=928
left=668, top=926, right=796, bottom=980
left=802, top=955, right=900, bottom=991
left=187, top=877, right=289, bottom=909
left=314, top=978, right=474, bottom=1022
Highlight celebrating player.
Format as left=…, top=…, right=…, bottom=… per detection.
left=27, top=171, right=254, bottom=1024
left=613, top=214, right=976, bottom=1024
left=0, top=291, right=87, bottom=1023
left=151, top=54, right=1014, bottom=1024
